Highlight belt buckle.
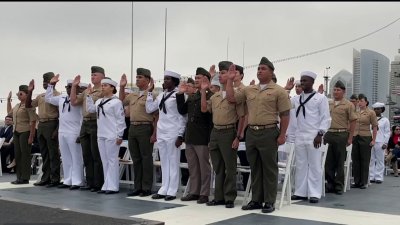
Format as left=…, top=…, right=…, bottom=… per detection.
left=254, top=126, right=259, bottom=130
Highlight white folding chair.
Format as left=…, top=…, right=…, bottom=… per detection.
left=343, top=144, right=352, bottom=192
left=119, top=140, right=134, bottom=185
left=320, top=144, right=328, bottom=197
left=277, top=142, right=295, bottom=209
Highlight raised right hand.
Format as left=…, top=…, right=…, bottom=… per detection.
left=50, top=74, right=60, bottom=85
left=209, top=64, right=216, bottom=79
left=227, top=64, right=236, bottom=80
left=147, top=78, right=155, bottom=92
left=7, top=91, right=11, bottom=100
left=200, top=76, right=210, bottom=90
left=72, top=75, right=81, bottom=87
left=28, top=79, right=35, bottom=92
left=178, top=81, right=188, bottom=94
left=120, top=74, right=127, bottom=87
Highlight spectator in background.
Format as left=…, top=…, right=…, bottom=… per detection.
left=1, top=115, right=15, bottom=173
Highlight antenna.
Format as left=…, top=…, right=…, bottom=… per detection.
left=163, top=8, right=167, bottom=71
left=130, top=2, right=134, bottom=88
left=242, top=41, right=245, bottom=67
left=226, top=37, right=229, bottom=60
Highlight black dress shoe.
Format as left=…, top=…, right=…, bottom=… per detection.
left=46, top=182, right=61, bottom=188
left=57, top=184, right=71, bottom=189
left=242, top=201, right=262, bottom=210
left=33, top=180, right=50, bottom=186
left=335, top=190, right=343, bottom=195
left=309, top=197, right=319, bottom=203
left=97, top=190, right=106, bottom=194
left=375, top=180, right=382, bottom=184
left=291, top=195, right=308, bottom=201
left=370, top=180, right=376, bottom=183
left=197, top=196, right=209, bottom=204
left=152, top=194, right=166, bottom=199
left=359, top=184, right=367, bottom=189
left=80, top=185, right=92, bottom=190
left=261, top=202, right=275, bottom=213
left=350, top=183, right=361, bottom=188
left=90, top=187, right=101, bottom=192
left=225, top=200, right=235, bottom=208
left=105, top=190, right=119, bottom=195
left=127, top=189, right=142, bottom=196
left=11, top=180, right=29, bottom=185
left=206, top=199, right=225, bottom=206
left=139, top=190, right=152, bottom=197
left=69, top=185, right=81, bottom=190
left=164, top=195, right=176, bottom=201
left=181, top=194, right=199, bottom=201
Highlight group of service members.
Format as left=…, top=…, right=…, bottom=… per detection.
left=5, top=56, right=390, bottom=214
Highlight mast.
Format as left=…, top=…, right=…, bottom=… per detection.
left=130, top=1, right=134, bottom=88
left=163, top=8, right=167, bottom=71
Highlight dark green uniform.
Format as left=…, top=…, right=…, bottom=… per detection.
left=77, top=87, right=104, bottom=190
left=234, top=82, right=291, bottom=204
left=206, top=91, right=245, bottom=202
left=123, top=90, right=156, bottom=192
left=12, top=102, right=37, bottom=182
left=324, top=98, right=356, bottom=192
left=31, top=91, right=61, bottom=184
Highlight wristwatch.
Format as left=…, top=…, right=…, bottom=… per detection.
left=317, top=130, right=325, bottom=136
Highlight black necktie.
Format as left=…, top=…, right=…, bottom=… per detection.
left=159, top=91, right=175, bottom=114
left=296, top=92, right=316, bottom=118
left=62, top=97, right=71, bottom=113
left=97, top=98, right=114, bottom=118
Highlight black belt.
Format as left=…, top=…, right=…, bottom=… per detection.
left=131, top=121, right=152, bottom=126
left=83, top=117, right=96, bottom=121
left=39, top=118, right=58, bottom=123
left=248, top=124, right=276, bottom=130
left=214, top=124, right=235, bottom=130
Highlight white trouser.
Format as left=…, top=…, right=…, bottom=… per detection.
left=157, top=136, right=181, bottom=196
left=98, top=137, right=120, bottom=191
left=369, top=142, right=385, bottom=181
left=294, top=137, right=322, bottom=198
left=59, top=133, right=84, bottom=186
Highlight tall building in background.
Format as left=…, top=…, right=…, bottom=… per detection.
left=352, top=49, right=390, bottom=105
left=329, top=69, right=353, bottom=99
left=389, top=50, right=400, bottom=125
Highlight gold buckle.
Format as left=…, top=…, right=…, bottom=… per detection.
left=254, top=126, right=259, bottom=130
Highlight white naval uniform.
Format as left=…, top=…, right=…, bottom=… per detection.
left=146, top=88, right=187, bottom=196
left=289, top=91, right=331, bottom=198
left=87, top=95, right=126, bottom=192
left=45, top=85, right=84, bottom=186
left=369, top=116, right=390, bottom=181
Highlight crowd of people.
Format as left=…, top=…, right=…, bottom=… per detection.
left=1, top=57, right=399, bottom=214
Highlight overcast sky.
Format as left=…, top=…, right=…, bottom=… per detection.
left=1, top=2, right=400, bottom=118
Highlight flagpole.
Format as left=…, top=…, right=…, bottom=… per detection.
left=130, top=1, right=134, bottom=88
left=163, top=8, right=167, bottom=72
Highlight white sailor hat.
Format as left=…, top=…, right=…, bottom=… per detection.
left=101, top=78, right=118, bottom=88
left=211, top=74, right=221, bottom=87
left=372, top=102, right=385, bottom=108
left=79, top=82, right=89, bottom=88
left=294, top=80, right=301, bottom=85
left=300, top=71, right=317, bottom=80
left=67, top=79, right=73, bottom=85
left=164, top=70, right=181, bottom=79
left=124, top=88, right=134, bottom=94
